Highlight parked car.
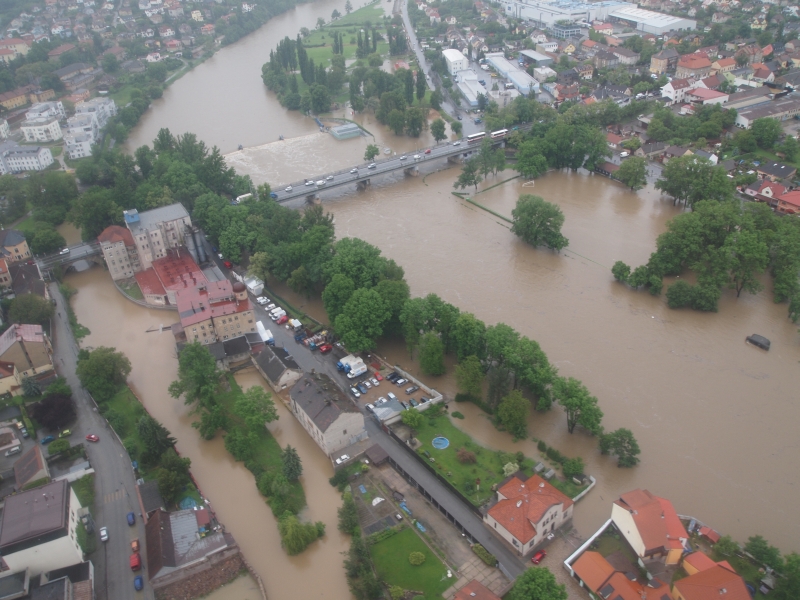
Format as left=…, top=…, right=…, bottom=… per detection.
left=223, top=260, right=232, bottom=269
left=217, top=253, right=224, bottom=260
left=368, top=163, right=377, bottom=169
left=531, top=550, right=547, bottom=564
left=357, top=382, right=368, bottom=394
left=131, top=539, right=140, bottom=553
left=405, top=385, right=419, bottom=395
left=266, top=303, right=276, bottom=311
left=386, top=372, right=399, bottom=382
left=5, top=446, right=21, bottom=457
left=335, top=454, right=350, bottom=465
left=86, top=434, right=100, bottom=442
left=350, top=387, right=361, bottom=398
left=134, top=575, right=143, bottom=591
left=370, top=377, right=379, bottom=387
left=130, top=552, right=141, bottom=571
left=256, top=296, right=269, bottom=305
left=376, top=397, right=387, bottom=405
left=21, top=427, right=29, bottom=438
left=276, top=315, right=289, bottom=325
left=395, top=378, right=407, bottom=386
left=319, top=344, right=333, bottom=354
left=127, top=512, right=136, bottom=526
left=366, top=403, right=374, bottom=411
left=59, top=429, right=71, bottom=437
left=99, top=527, right=109, bottom=542
left=40, top=435, right=55, bottom=445
left=387, top=392, right=397, bottom=401
left=374, top=372, right=383, bottom=381
left=409, top=398, right=418, bottom=407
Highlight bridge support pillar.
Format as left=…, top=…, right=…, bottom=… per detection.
left=305, top=194, right=320, bottom=204
left=403, top=166, right=419, bottom=176
left=447, top=155, right=464, bottom=164
left=356, top=179, right=371, bottom=190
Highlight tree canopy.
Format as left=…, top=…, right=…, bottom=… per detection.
left=76, top=347, right=132, bottom=402
left=511, top=195, right=568, bottom=251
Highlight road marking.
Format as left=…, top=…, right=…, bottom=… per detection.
left=104, top=490, right=124, bottom=503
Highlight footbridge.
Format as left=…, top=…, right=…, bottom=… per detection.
left=273, top=126, right=527, bottom=204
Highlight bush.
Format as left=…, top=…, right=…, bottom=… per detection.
left=562, top=457, right=584, bottom=478
left=457, top=447, right=477, bottom=464
left=408, top=551, right=426, bottom=565
left=390, top=586, right=404, bottom=600
left=367, top=525, right=402, bottom=545
left=611, top=261, right=631, bottom=283
left=537, top=440, right=547, bottom=452
left=666, top=280, right=693, bottom=308
left=472, top=544, right=496, bottom=566
left=47, top=438, right=70, bottom=455
left=451, top=411, right=464, bottom=419
left=546, top=446, right=565, bottom=464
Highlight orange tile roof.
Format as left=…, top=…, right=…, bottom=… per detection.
left=715, top=57, right=736, bottom=67
left=573, top=551, right=616, bottom=591
left=135, top=268, right=166, bottom=297
left=488, top=475, right=572, bottom=544
left=151, top=249, right=207, bottom=293
left=673, top=564, right=750, bottom=600
left=684, top=551, right=717, bottom=573
left=453, top=580, right=501, bottom=600
left=574, top=551, right=671, bottom=600
left=614, top=489, right=688, bottom=554
left=678, top=55, right=712, bottom=69
left=698, top=526, right=721, bottom=543
left=97, top=224, right=135, bottom=247
left=778, top=190, right=800, bottom=208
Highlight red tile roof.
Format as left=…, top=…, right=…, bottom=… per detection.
left=488, top=475, right=572, bottom=544
left=175, top=280, right=252, bottom=328
left=573, top=551, right=615, bottom=591
left=684, top=551, right=717, bottom=573
left=714, top=57, right=736, bottom=67
left=614, top=489, right=688, bottom=554
left=97, top=225, right=135, bottom=247
left=698, top=526, right=721, bottom=544
left=574, top=552, right=670, bottom=600
left=151, top=249, right=207, bottom=293
left=673, top=564, right=750, bottom=600
left=453, top=580, right=501, bottom=600
left=687, top=88, right=728, bottom=100
left=135, top=268, right=166, bottom=297
left=606, top=132, right=623, bottom=144
left=778, top=190, right=800, bottom=208
left=678, top=55, right=712, bottom=69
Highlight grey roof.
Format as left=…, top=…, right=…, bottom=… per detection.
left=0, top=479, right=68, bottom=551
left=757, top=161, right=797, bottom=178
left=290, top=373, right=357, bottom=433
left=0, top=404, right=22, bottom=422
left=123, top=203, right=189, bottom=236
left=254, top=345, right=299, bottom=384
left=14, top=444, right=48, bottom=489
left=365, top=443, right=389, bottom=465
left=0, top=229, right=26, bottom=247
left=693, top=149, right=714, bottom=160
left=205, top=342, right=226, bottom=361
left=653, top=48, right=679, bottom=59
left=222, top=335, right=250, bottom=357
left=0, top=570, right=27, bottom=596
left=32, top=578, right=68, bottom=600
left=53, top=62, right=89, bottom=78
left=137, top=479, right=165, bottom=514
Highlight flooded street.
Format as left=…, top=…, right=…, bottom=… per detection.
left=66, top=269, right=352, bottom=600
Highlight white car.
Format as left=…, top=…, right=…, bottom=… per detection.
left=305, top=180, right=314, bottom=186
left=266, top=303, right=276, bottom=310
left=350, top=168, right=358, bottom=174
left=335, top=454, right=350, bottom=465
left=256, top=296, right=269, bottom=305
left=399, top=155, right=407, bottom=160
left=99, top=527, right=109, bottom=542
left=217, top=253, right=224, bottom=260
left=370, top=377, right=380, bottom=387
left=284, top=186, right=292, bottom=192
left=376, top=396, right=387, bottom=404
left=413, top=154, right=421, bottom=160
left=326, top=175, right=334, bottom=181
left=363, top=380, right=372, bottom=389
left=452, top=141, right=461, bottom=146
left=59, top=247, right=70, bottom=255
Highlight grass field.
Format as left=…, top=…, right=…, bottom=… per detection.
left=327, top=3, right=387, bottom=28
left=118, top=279, right=144, bottom=300
left=370, top=527, right=452, bottom=599
left=100, top=385, right=147, bottom=456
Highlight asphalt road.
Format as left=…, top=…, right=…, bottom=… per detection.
left=49, top=283, right=152, bottom=600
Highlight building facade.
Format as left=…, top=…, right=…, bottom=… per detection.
left=0, top=143, right=54, bottom=174
left=650, top=48, right=679, bottom=73
left=98, top=225, right=140, bottom=280
left=124, top=204, right=191, bottom=270
left=25, top=101, right=66, bottom=121
left=21, top=117, right=63, bottom=143
left=443, top=49, right=469, bottom=75
left=174, top=280, right=256, bottom=344
left=0, top=229, right=31, bottom=263
left=74, top=97, right=117, bottom=128
left=0, top=324, right=54, bottom=379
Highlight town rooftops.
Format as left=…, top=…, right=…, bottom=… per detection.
left=757, top=161, right=797, bottom=179
left=714, top=57, right=735, bottom=68
left=135, top=268, right=167, bottom=297
left=137, top=480, right=165, bottom=516
left=666, top=77, right=694, bottom=90
left=678, top=54, right=711, bottom=69
left=152, top=249, right=208, bottom=294
left=613, top=489, right=688, bottom=554
left=653, top=48, right=678, bottom=59
left=684, top=551, right=717, bottom=572
left=0, top=229, right=26, bottom=248
left=174, top=279, right=249, bottom=327
left=13, top=444, right=49, bottom=489
left=687, top=88, right=728, bottom=101
left=290, top=372, right=358, bottom=433
left=573, top=550, right=616, bottom=591
left=453, top=579, right=501, bottom=600
left=254, top=345, right=300, bottom=385
left=0, top=479, right=68, bottom=551
left=673, top=563, right=749, bottom=600
left=0, top=324, right=46, bottom=357
left=97, top=224, right=135, bottom=247
left=777, top=190, right=800, bottom=209
left=488, top=473, right=572, bottom=545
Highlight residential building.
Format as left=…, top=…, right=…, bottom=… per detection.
left=572, top=551, right=670, bottom=599
left=25, top=101, right=66, bottom=121
left=685, top=87, right=729, bottom=105
left=97, top=225, right=140, bottom=280
left=484, top=473, right=573, bottom=555
left=75, top=97, right=117, bottom=128
left=14, top=444, right=50, bottom=489
left=0, top=479, right=83, bottom=577
left=254, top=344, right=303, bottom=391
left=0, top=324, right=54, bottom=379
left=0, top=39, right=30, bottom=62
left=594, top=50, right=619, bottom=68
left=592, top=22, right=614, bottom=35
left=145, top=507, right=241, bottom=592
left=488, top=88, right=521, bottom=107
left=776, top=190, right=800, bottom=214
left=735, top=97, right=800, bottom=128
left=661, top=77, right=701, bottom=104
left=676, top=54, right=712, bottom=79
left=710, top=57, right=736, bottom=74
left=0, top=258, right=10, bottom=287
left=755, top=161, right=797, bottom=182
left=47, top=43, right=76, bottom=61
left=552, top=22, right=581, bottom=39
left=174, top=280, right=256, bottom=343
left=744, top=180, right=786, bottom=206
left=289, top=372, right=367, bottom=456
left=0, top=359, right=22, bottom=396
left=725, top=85, right=772, bottom=111
left=8, top=262, right=46, bottom=298
left=21, top=117, right=63, bottom=143
left=0, top=143, right=54, bottom=174
left=64, top=132, right=94, bottom=161
left=0, top=229, right=31, bottom=263
left=124, top=204, right=191, bottom=270
left=692, top=149, right=718, bottom=164
left=0, top=86, right=34, bottom=110
left=610, top=489, right=689, bottom=565
left=650, top=47, right=679, bottom=73
left=0, top=119, right=8, bottom=139
left=574, top=63, right=594, bottom=79
left=533, top=66, right=557, bottom=82
left=66, top=113, right=99, bottom=141
left=673, top=556, right=750, bottom=600
left=612, top=46, right=639, bottom=65
left=453, top=580, right=501, bottom=600
left=443, top=49, right=469, bottom=75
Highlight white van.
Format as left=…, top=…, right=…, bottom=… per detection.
left=5, top=446, right=21, bottom=457
left=269, top=306, right=283, bottom=317
left=619, top=151, right=629, bottom=158
left=270, top=309, right=287, bottom=321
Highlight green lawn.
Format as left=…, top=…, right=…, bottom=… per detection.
left=109, top=84, right=137, bottom=108
left=99, top=385, right=147, bottom=456
left=118, top=279, right=144, bottom=300
left=370, top=528, right=452, bottom=599
left=327, top=3, right=387, bottom=28
left=72, top=474, right=96, bottom=508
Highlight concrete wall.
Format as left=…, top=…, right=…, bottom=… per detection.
left=322, top=411, right=366, bottom=455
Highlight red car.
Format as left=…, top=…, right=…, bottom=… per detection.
left=318, top=344, right=333, bottom=354
left=425, top=149, right=432, bottom=154
left=276, top=315, right=289, bottom=325
left=374, top=372, right=384, bottom=381
left=223, top=260, right=232, bottom=269
left=85, top=434, right=99, bottom=442
left=531, top=550, right=547, bottom=564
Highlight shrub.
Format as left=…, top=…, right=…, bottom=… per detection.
left=472, top=544, right=496, bottom=566
left=515, top=451, right=525, bottom=464
left=367, top=525, right=402, bottom=545
left=503, top=462, right=519, bottom=477
left=537, top=440, right=547, bottom=452
left=457, top=447, right=477, bottom=464
left=47, top=438, right=70, bottom=455
left=562, top=457, right=584, bottom=478
left=390, top=586, right=404, bottom=600
left=546, top=446, right=565, bottom=463
left=451, top=411, right=465, bottom=419
left=409, top=551, right=426, bottom=566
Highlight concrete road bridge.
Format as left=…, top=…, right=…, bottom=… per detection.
left=36, top=241, right=103, bottom=278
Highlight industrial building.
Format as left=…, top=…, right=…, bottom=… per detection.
left=735, top=97, right=800, bottom=128
left=518, top=49, right=554, bottom=68
left=502, top=0, right=628, bottom=29
left=485, top=53, right=540, bottom=95
left=455, top=70, right=488, bottom=107
left=608, top=5, right=696, bottom=34
left=443, top=49, right=469, bottom=76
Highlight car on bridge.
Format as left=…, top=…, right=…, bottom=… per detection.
left=285, top=186, right=292, bottom=192
left=350, top=168, right=358, bottom=174
left=368, top=163, right=377, bottom=169
left=59, top=248, right=70, bottom=255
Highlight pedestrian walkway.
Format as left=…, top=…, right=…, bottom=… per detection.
left=103, top=489, right=125, bottom=504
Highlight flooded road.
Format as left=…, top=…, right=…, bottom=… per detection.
left=66, top=269, right=352, bottom=600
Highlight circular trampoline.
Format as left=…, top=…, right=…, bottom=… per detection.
left=432, top=437, right=450, bottom=450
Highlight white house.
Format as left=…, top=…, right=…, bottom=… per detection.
left=0, top=143, right=54, bottom=174
left=0, top=479, right=84, bottom=577
left=0, top=119, right=8, bottom=139
left=64, top=132, right=94, bottom=160
left=75, top=97, right=117, bottom=128
left=484, top=474, right=573, bottom=556
left=25, top=101, right=66, bottom=121
left=442, top=48, right=469, bottom=75
left=289, top=373, right=367, bottom=457
left=533, top=66, right=557, bottom=82
left=67, top=113, right=99, bottom=141
left=21, top=117, right=63, bottom=142
left=660, top=77, right=702, bottom=104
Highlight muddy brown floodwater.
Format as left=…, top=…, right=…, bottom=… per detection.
left=66, top=269, right=353, bottom=600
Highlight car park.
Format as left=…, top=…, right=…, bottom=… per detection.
left=531, top=550, right=546, bottom=564
left=41, top=435, right=55, bottom=445
left=223, top=260, right=232, bottom=269
left=368, top=163, right=377, bottom=169
left=99, top=527, right=109, bottom=542
left=134, top=575, right=143, bottom=591
left=335, top=454, right=350, bottom=465
left=285, top=186, right=292, bottom=192
left=127, top=512, right=136, bottom=526
left=86, top=434, right=100, bottom=442
left=370, top=377, right=379, bottom=387
left=350, top=387, right=361, bottom=398
left=405, top=385, right=419, bottom=395
left=256, top=296, right=269, bottom=305
left=276, top=315, right=289, bottom=325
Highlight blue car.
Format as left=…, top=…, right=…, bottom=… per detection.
left=40, top=435, right=55, bottom=445
left=127, top=512, right=136, bottom=526
left=270, top=192, right=278, bottom=199
left=134, top=575, right=143, bottom=591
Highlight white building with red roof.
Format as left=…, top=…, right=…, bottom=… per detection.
left=97, top=225, right=140, bottom=280
left=610, top=489, right=689, bottom=565
left=174, top=280, right=256, bottom=344
left=483, top=474, right=573, bottom=555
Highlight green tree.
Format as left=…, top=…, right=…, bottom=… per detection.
left=750, top=118, right=782, bottom=149
left=76, top=347, right=132, bottom=402
left=416, top=70, right=426, bottom=103
left=345, top=0, right=352, bottom=12
left=364, top=144, right=380, bottom=162
left=721, top=230, right=768, bottom=297
left=774, top=553, right=800, bottom=600
left=323, top=274, right=356, bottom=324
left=47, top=438, right=70, bottom=455
left=418, top=332, right=445, bottom=375
left=455, top=355, right=484, bottom=399
left=9, top=293, right=54, bottom=325
left=496, top=390, right=529, bottom=439
left=430, top=90, right=443, bottom=110
left=430, top=118, right=447, bottom=143
left=452, top=313, right=486, bottom=361
left=375, top=278, right=411, bottom=337
left=279, top=511, right=325, bottom=555
left=235, top=386, right=279, bottom=430
left=553, top=377, right=603, bottom=435
left=400, top=408, right=423, bottom=430
left=711, top=535, right=740, bottom=559
left=405, top=107, right=427, bottom=137
left=599, top=428, right=641, bottom=467
left=157, top=468, right=183, bottom=505
left=744, top=535, right=783, bottom=570
left=562, top=457, right=584, bottom=478
left=168, top=342, right=222, bottom=411
left=655, top=155, right=734, bottom=207
left=29, top=225, right=67, bottom=255
left=137, top=414, right=177, bottom=466
left=514, top=140, right=548, bottom=179
left=21, top=377, right=42, bottom=398
left=511, top=195, right=568, bottom=251
left=454, top=158, right=482, bottom=191
left=69, top=187, right=123, bottom=241
left=450, top=120, right=463, bottom=137
left=335, top=288, right=391, bottom=352
left=337, top=493, right=359, bottom=533
left=281, top=445, right=303, bottom=481
left=310, top=84, right=331, bottom=113
left=387, top=109, right=406, bottom=135
left=615, top=156, right=647, bottom=191
left=611, top=261, right=631, bottom=283
left=506, top=567, right=568, bottom=600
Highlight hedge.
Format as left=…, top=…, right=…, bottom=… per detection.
left=472, top=543, right=496, bottom=566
